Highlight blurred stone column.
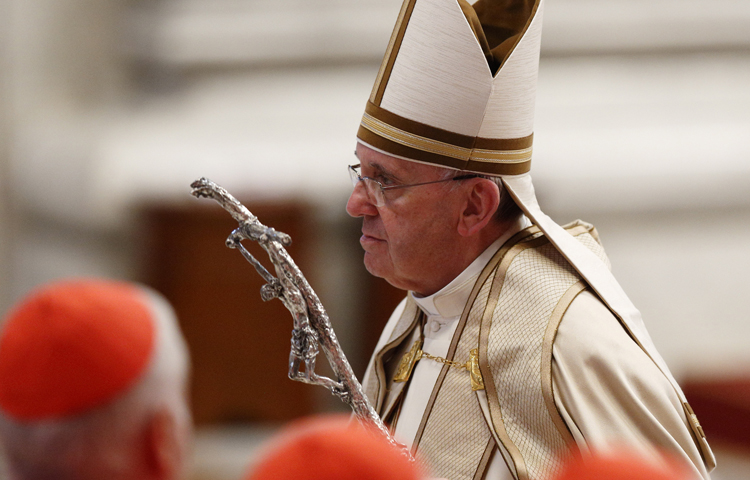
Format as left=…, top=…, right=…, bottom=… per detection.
left=9, top=0, right=129, bottom=117
left=0, top=1, right=12, bottom=476
left=5, top=0, right=135, bottom=300
left=0, top=0, right=12, bottom=317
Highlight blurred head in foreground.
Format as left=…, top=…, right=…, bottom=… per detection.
left=0, top=279, right=192, bottom=480
left=551, top=450, right=697, bottom=480
left=245, top=414, right=421, bottom=480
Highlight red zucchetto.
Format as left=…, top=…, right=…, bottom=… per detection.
left=246, top=414, right=422, bottom=480
left=0, top=279, right=156, bottom=421
left=551, top=450, right=693, bottom=480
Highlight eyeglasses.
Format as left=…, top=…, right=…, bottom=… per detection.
left=348, top=164, right=478, bottom=207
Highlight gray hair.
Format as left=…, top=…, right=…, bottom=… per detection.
left=0, top=286, right=191, bottom=480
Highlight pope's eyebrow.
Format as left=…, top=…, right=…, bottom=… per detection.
left=369, top=162, right=404, bottom=184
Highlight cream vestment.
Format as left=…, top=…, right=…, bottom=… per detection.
left=362, top=220, right=711, bottom=480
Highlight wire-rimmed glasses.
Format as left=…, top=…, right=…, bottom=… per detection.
left=348, top=164, right=478, bottom=207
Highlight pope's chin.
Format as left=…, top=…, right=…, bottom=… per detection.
left=361, top=234, right=392, bottom=276
left=362, top=250, right=392, bottom=281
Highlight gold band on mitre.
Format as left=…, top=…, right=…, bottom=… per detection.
left=358, top=101, right=533, bottom=176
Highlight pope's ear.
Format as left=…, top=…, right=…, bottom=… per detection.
left=457, top=178, right=500, bottom=237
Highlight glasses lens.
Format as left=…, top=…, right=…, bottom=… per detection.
left=349, top=165, right=360, bottom=187
left=348, top=165, right=385, bottom=206
left=363, top=179, right=385, bottom=207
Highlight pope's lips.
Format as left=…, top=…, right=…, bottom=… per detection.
left=360, top=233, right=385, bottom=246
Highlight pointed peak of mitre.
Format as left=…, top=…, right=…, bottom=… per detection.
left=357, top=0, right=544, bottom=176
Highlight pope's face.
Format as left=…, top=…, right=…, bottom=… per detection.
left=346, top=144, right=466, bottom=296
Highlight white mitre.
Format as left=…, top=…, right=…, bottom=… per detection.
left=359, top=0, right=540, bottom=175
left=356, top=0, right=715, bottom=470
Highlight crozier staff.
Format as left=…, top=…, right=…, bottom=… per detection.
left=0, top=279, right=192, bottom=480
left=348, top=0, right=716, bottom=479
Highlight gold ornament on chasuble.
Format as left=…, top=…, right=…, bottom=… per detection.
left=393, top=339, right=423, bottom=384
left=394, top=340, right=485, bottom=392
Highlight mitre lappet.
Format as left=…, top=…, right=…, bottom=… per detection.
left=356, top=0, right=714, bottom=467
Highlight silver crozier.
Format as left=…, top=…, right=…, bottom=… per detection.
left=190, top=178, right=406, bottom=454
